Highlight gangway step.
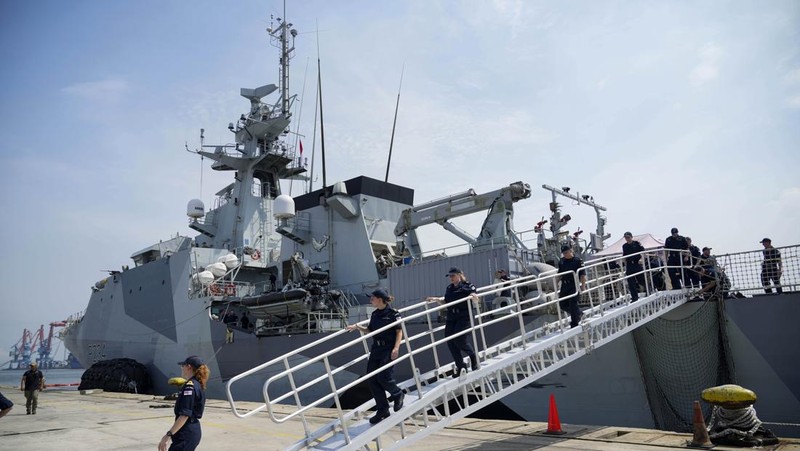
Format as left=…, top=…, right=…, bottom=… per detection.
left=288, top=290, right=689, bottom=451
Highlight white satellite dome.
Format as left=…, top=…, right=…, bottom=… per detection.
left=218, top=253, right=240, bottom=269
left=274, top=194, right=295, bottom=219
left=206, top=262, right=227, bottom=278
left=187, top=199, right=205, bottom=219
left=193, top=270, right=215, bottom=286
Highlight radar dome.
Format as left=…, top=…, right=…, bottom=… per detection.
left=187, top=199, right=205, bottom=219
left=274, top=194, right=295, bottom=219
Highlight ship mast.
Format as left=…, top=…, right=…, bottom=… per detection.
left=269, top=16, right=295, bottom=119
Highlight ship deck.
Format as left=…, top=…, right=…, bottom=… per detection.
left=1, top=386, right=797, bottom=450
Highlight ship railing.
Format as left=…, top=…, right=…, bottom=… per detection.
left=652, top=245, right=799, bottom=296
left=307, top=312, right=348, bottom=334
left=63, top=310, right=86, bottom=329
left=712, top=244, right=798, bottom=295
left=224, top=248, right=690, bottom=430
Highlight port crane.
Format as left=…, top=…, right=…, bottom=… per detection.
left=6, top=322, right=68, bottom=369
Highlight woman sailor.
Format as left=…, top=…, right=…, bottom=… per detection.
left=159, top=356, right=209, bottom=451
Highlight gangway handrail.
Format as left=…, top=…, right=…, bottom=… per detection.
left=225, top=244, right=799, bottom=450
left=226, top=248, right=676, bottom=417
left=224, top=266, right=563, bottom=417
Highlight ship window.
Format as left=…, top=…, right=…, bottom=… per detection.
left=252, top=178, right=262, bottom=197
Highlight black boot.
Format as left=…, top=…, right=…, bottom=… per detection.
left=391, top=392, right=405, bottom=412
left=369, top=409, right=391, bottom=425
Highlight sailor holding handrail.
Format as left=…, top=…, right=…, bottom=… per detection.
left=426, top=267, right=480, bottom=376
left=346, top=289, right=405, bottom=425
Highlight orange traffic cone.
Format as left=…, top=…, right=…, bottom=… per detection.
left=543, top=394, right=567, bottom=435
left=687, top=400, right=713, bottom=448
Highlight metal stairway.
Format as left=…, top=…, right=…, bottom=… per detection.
left=225, top=250, right=692, bottom=450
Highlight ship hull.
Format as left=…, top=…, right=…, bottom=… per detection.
left=498, top=292, right=800, bottom=438
left=63, top=248, right=800, bottom=437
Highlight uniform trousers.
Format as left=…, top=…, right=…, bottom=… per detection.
left=366, top=345, right=402, bottom=412
left=558, top=284, right=582, bottom=327
left=667, top=257, right=683, bottom=289
left=761, top=266, right=782, bottom=294
left=169, top=420, right=201, bottom=451
left=444, top=314, right=476, bottom=371
left=626, top=264, right=645, bottom=301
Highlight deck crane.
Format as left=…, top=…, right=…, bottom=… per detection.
left=539, top=184, right=610, bottom=264
left=394, top=181, right=532, bottom=259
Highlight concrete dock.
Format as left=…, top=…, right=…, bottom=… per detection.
left=1, top=386, right=797, bottom=450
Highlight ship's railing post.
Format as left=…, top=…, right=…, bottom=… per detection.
left=423, top=301, right=442, bottom=373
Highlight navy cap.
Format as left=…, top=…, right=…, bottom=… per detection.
left=178, top=355, right=205, bottom=369
left=371, top=288, right=390, bottom=301
left=702, top=247, right=712, bottom=252
left=760, top=237, right=771, bottom=243
left=671, top=227, right=679, bottom=234
left=561, top=245, right=572, bottom=253
left=623, top=231, right=633, bottom=237
left=446, top=267, right=462, bottom=277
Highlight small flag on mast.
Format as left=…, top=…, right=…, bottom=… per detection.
left=299, top=140, right=304, bottom=155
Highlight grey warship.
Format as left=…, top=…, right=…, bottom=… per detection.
left=62, top=17, right=800, bottom=438
left=59, top=17, right=545, bottom=404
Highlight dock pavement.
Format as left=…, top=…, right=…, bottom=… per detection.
left=1, top=386, right=798, bottom=450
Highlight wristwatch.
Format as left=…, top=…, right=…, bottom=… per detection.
left=166, top=431, right=174, bottom=438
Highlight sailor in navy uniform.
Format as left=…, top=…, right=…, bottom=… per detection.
left=664, top=227, right=689, bottom=289
left=557, top=245, right=587, bottom=327
left=346, top=289, right=404, bottom=425
left=427, top=267, right=480, bottom=375
left=159, top=356, right=208, bottom=451
left=621, top=232, right=646, bottom=302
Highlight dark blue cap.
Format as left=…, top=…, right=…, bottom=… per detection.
left=446, top=267, right=462, bottom=277
left=178, top=355, right=205, bottom=369
left=561, top=245, right=572, bottom=253
left=371, top=288, right=390, bottom=301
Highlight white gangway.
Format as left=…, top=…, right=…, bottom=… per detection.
left=226, top=250, right=696, bottom=450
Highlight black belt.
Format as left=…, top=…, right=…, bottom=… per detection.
left=373, top=339, right=391, bottom=347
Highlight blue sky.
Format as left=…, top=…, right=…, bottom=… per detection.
left=1, top=0, right=798, bottom=358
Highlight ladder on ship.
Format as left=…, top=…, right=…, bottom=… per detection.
left=226, top=250, right=693, bottom=450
